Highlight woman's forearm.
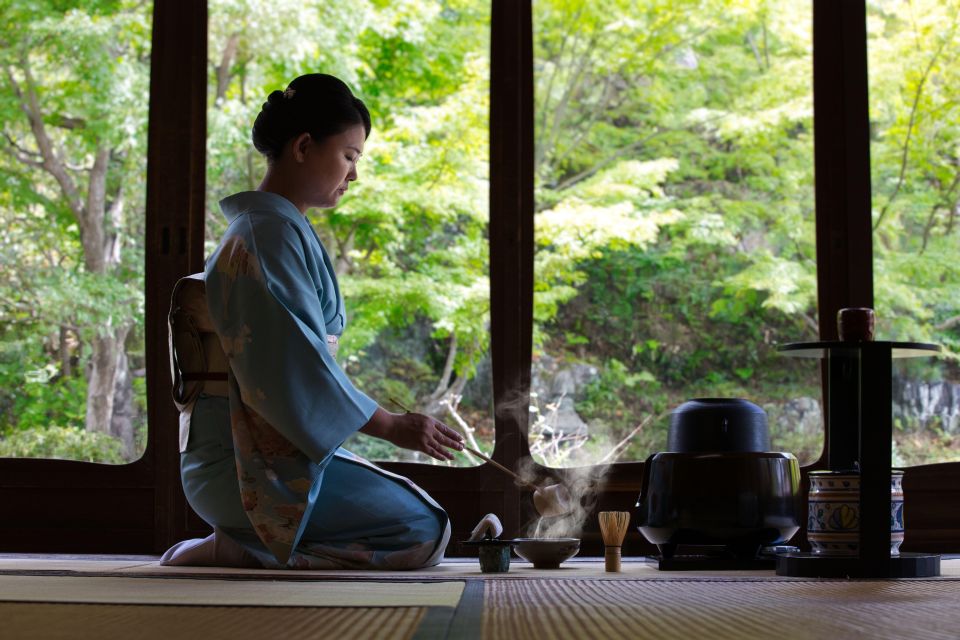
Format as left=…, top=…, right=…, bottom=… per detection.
left=359, top=407, right=396, bottom=441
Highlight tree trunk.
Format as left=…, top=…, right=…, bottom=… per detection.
left=110, top=337, right=137, bottom=459
left=8, top=56, right=137, bottom=458
left=85, top=324, right=129, bottom=434
left=84, top=326, right=136, bottom=459
left=59, top=325, right=72, bottom=378
left=78, top=153, right=136, bottom=459
left=215, top=33, right=240, bottom=104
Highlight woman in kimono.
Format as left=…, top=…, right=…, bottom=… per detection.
left=162, top=74, right=463, bottom=570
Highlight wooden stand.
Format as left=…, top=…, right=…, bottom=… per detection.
left=774, top=341, right=941, bottom=578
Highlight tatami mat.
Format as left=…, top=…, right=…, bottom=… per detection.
left=483, top=579, right=960, bottom=640
left=0, top=557, right=156, bottom=573
left=1, top=555, right=958, bottom=581
left=2, top=557, right=960, bottom=640
left=1, top=602, right=425, bottom=640
left=0, top=575, right=464, bottom=607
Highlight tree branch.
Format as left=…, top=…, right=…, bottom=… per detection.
left=545, top=31, right=598, bottom=171
left=104, top=183, right=125, bottom=266
left=936, top=315, right=960, bottom=332
left=50, top=115, right=87, bottom=130
left=333, top=224, right=357, bottom=276
left=80, top=147, right=110, bottom=273
left=920, top=167, right=960, bottom=253
left=439, top=391, right=484, bottom=456
left=595, top=410, right=663, bottom=465
left=546, top=74, right=616, bottom=173
left=874, top=20, right=956, bottom=231
left=546, top=126, right=672, bottom=196
left=535, top=6, right=583, bottom=168
left=746, top=30, right=765, bottom=72
left=4, top=58, right=84, bottom=220
left=0, top=131, right=44, bottom=168
left=801, top=312, right=819, bottom=336
left=429, top=332, right=458, bottom=402
left=214, top=32, right=240, bottom=105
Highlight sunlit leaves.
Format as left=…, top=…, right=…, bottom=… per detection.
left=868, top=0, right=960, bottom=349
left=720, top=251, right=816, bottom=317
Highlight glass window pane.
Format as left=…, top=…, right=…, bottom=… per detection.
left=205, top=1, right=492, bottom=465
left=0, top=2, right=152, bottom=463
left=532, top=0, right=822, bottom=467
left=869, top=0, right=960, bottom=465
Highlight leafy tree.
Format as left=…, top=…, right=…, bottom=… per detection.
left=206, top=0, right=493, bottom=450
left=0, top=0, right=150, bottom=457
left=869, top=0, right=960, bottom=351
left=2, top=0, right=957, bottom=468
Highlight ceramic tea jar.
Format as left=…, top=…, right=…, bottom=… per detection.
left=807, top=470, right=905, bottom=556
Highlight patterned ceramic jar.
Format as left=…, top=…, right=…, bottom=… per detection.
left=807, top=471, right=904, bottom=556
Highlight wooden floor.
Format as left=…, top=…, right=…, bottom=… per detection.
left=1, top=556, right=959, bottom=639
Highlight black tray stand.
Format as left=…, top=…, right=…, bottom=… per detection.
left=774, top=341, right=941, bottom=578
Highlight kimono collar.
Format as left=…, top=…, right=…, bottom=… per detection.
left=219, top=191, right=305, bottom=226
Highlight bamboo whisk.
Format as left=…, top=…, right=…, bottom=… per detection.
left=598, top=511, right=631, bottom=572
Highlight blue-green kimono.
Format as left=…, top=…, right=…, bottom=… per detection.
left=162, top=191, right=450, bottom=569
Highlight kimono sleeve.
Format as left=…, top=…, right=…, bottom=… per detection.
left=205, top=214, right=378, bottom=464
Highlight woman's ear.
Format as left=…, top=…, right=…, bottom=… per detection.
left=291, top=133, right=312, bottom=163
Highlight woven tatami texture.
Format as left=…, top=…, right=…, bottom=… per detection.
left=0, top=575, right=463, bottom=607
left=1, top=602, right=425, bottom=640
left=483, top=579, right=960, bottom=640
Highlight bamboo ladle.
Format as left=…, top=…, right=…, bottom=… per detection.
left=461, top=444, right=572, bottom=518
left=389, top=399, right=573, bottom=517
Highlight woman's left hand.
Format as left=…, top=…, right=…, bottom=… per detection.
left=360, top=407, right=464, bottom=461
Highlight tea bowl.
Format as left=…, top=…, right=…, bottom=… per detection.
left=512, top=538, right=581, bottom=569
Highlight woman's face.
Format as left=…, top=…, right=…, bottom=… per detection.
left=294, top=123, right=366, bottom=209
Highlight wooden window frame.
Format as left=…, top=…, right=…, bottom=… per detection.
left=0, top=0, right=956, bottom=556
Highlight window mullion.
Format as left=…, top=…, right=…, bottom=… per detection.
left=812, top=0, right=874, bottom=335
left=145, top=0, right=209, bottom=551
left=489, top=0, right=535, bottom=536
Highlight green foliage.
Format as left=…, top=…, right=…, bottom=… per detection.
left=3, top=0, right=959, bottom=468
left=1, top=0, right=149, bottom=457
left=868, top=0, right=960, bottom=351
left=0, top=425, right=125, bottom=463
left=0, top=336, right=86, bottom=432
left=521, top=0, right=960, bottom=467
left=206, top=0, right=492, bottom=389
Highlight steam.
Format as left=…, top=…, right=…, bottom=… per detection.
left=493, top=386, right=534, bottom=430
left=519, top=458, right=612, bottom=539
left=495, top=387, right=620, bottom=539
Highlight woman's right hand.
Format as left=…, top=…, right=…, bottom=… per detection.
left=360, top=407, right=465, bottom=461
left=388, top=411, right=465, bottom=461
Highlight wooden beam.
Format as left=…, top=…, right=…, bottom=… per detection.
left=488, top=0, right=534, bottom=538
left=813, top=0, right=873, bottom=338
left=145, top=0, right=209, bottom=552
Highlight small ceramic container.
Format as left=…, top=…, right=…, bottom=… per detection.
left=477, top=542, right=512, bottom=573
left=807, top=471, right=904, bottom=556
left=837, top=307, right=876, bottom=342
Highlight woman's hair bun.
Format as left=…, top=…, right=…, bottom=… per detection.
left=251, top=74, right=371, bottom=161
left=259, top=90, right=286, bottom=115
